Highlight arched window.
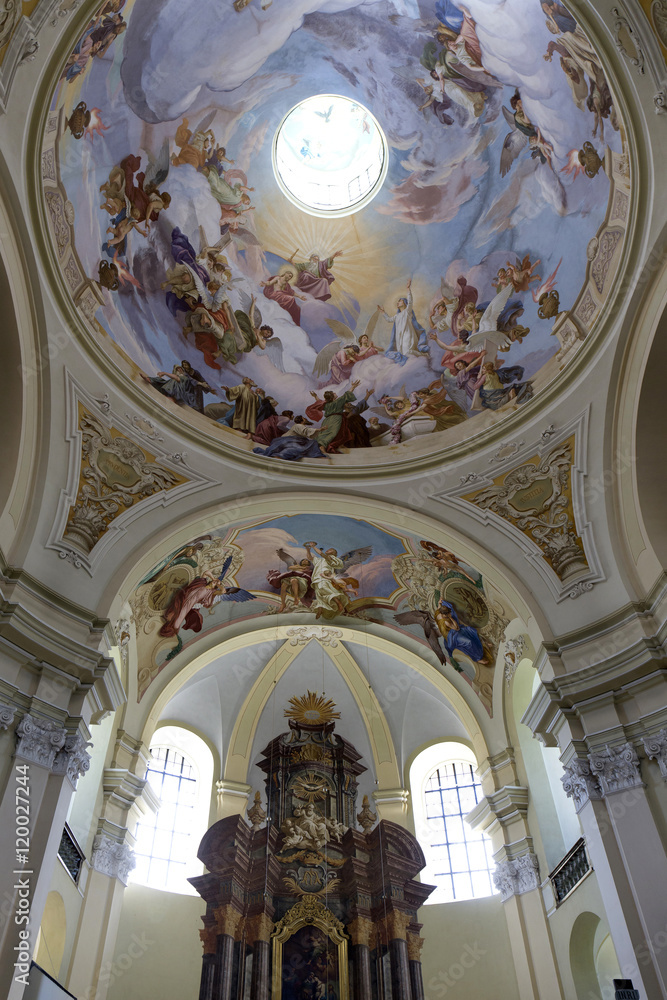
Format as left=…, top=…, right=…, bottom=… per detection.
left=410, top=742, right=496, bottom=904
left=131, top=726, right=214, bottom=894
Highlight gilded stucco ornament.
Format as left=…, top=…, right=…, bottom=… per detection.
left=462, top=437, right=589, bottom=584
left=63, top=406, right=187, bottom=555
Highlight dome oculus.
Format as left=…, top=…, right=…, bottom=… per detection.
left=272, top=95, right=388, bottom=218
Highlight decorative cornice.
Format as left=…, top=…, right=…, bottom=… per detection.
left=493, top=853, right=540, bottom=901
left=52, top=731, right=93, bottom=787
left=15, top=714, right=67, bottom=768
left=588, top=743, right=644, bottom=795
left=0, top=702, right=16, bottom=729
left=561, top=757, right=602, bottom=812
left=643, top=729, right=667, bottom=779
left=90, top=833, right=136, bottom=885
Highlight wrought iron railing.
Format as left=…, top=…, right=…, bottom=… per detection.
left=57, top=824, right=85, bottom=884
left=549, top=837, right=591, bottom=904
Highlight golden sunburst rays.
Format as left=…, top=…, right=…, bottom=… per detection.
left=284, top=691, right=340, bottom=725
left=291, top=771, right=329, bottom=803
left=254, top=194, right=398, bottom=324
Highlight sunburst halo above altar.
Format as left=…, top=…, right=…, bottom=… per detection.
left=285, top=691, right=341, bottom=725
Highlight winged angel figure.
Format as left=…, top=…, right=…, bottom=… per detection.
left=303, top=542, right=373, bottom=618
left=392, top=547, right=508, bottom=683
left=312, top=311, right=387, bottom=385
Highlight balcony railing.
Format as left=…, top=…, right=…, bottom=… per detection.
left=57, top=824, right=85, bottom=884
left=549, top=837, right=592, bottom=904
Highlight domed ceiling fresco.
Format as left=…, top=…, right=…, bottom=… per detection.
left=42, top=0, right=630, bottom=468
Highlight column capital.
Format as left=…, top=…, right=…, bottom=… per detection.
left=0, top=703, right=16, bottom=729
left=53, top=731, right=93, bottom=787
left=643, top=728, right=667, bottom=779
left=382, top=910, right=412, bottom=941
left=90, top=833, right=136, bottom=885
left=406, top=932, right=424, bottom=962
left=199, top=920, right=218, bottom=955
left=561, top=756, right=602, bottom=812
left=493, top=853, right=540, bottom=901
left=588, top=743, right=644, bottom=795
left=347, top=916, right=375, bottom=948
left=15, top=713, right=67, bottom=768
left=245, top=912, right=274, bottom=943
left=214, top=902, right=244, bottom=940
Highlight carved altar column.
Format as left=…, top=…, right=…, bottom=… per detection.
left=199, top=919, right=218, bottom=1000
left=406, top=932, right=425, bottom=1000
left=247, top=913, right=273, bottom=1000
left=213, top=904, right=244, bottom=1000
left=348, top=917, right=374, bottom=1000
left=383, top=911, right=413, bottom=1000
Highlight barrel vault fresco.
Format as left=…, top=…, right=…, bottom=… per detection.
left=127, top=512, right=513, bottom=714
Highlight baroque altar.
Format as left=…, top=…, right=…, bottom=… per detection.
left=190, top=692, right=434, bottom=1000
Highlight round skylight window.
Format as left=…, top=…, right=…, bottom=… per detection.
left=272, top=95, right=388, bottom=218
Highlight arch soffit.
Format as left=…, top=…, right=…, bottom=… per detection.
left=610, top=242, right=667, bottom=593
left=0, top=153, right=49, bottom=560
left=139, top=625, right=490, bottom=787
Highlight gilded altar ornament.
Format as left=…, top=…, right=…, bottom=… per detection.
left=271, top=896, right=349, bottom=1000
left=356, top=794, right=377, bottom=832
left=284, top=691, right=340, bottom=726
left=247, top=790, right=266, bottom=831
left=291, top=771, right=328, bottom=803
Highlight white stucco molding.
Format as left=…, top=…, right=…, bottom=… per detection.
left=493, top=853, right=540, bottom=901
left=588, top=742, right=644, bottom=795
left=642, top=729, right=667, bottom=779
left=90, top=833, right=136, bottom=885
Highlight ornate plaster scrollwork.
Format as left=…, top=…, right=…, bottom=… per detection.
left=561, top=757, right=602, bottom=812
left=62, top=408, right=188, bottom=556
left=91, top=833, right=136, bottom=885
left=462, top=438, right=589, bottom=584
left=503, top=635, right=528, bottom=685
left=0, top=703, right=16, bottom=729
left=643, top=729, right=667, bottom=778
left=611, top=6, right=645, bottom=73
left=15, top=715, right=67, bottom=768
left=286, top=625, right=343, bottom=647
left=589, top=743, right=643, bottom=794
left=0, top=0, right=23, bottom=50
left=493, top=854, right=540, bottom=901
left=52, top=732, right=93, bottom=787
